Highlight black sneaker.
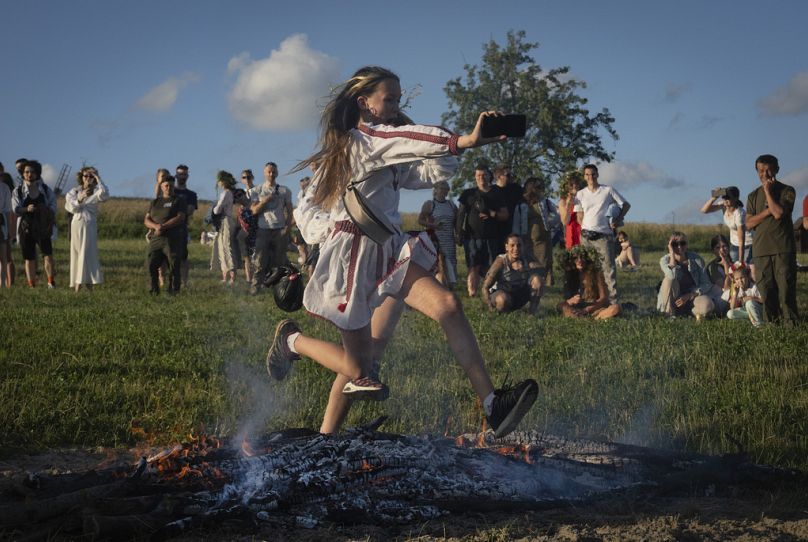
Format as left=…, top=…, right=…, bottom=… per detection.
left=487, top=379, right=538, bottom=438
left=342, top=377, right=389, bottom=401
left=266, top=319, right=301, bottom=380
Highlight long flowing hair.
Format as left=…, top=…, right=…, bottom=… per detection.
left=293, top=66, right=407, bottom=210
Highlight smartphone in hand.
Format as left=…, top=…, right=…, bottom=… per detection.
left=481, top=114, right=527, bottom=138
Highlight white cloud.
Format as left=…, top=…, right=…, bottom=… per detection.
left=227, top=51, right=250, bottom=74
left=598, top=160, right=685, bottom=190
left=227, top=34, right=340, bottom=131
left=782, top=166, right=808, bottom=189
left=135, top=72, right=200, bottom=112
left=41, top=163, right=58, bottom=188
left=758, top=71, right=808, bottom=116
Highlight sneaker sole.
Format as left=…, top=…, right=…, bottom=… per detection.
left=266, top=320, right=295, bottom=381
left=493, top=382, right=538, bottom=438
left=342, top=383, right=390, bottom=402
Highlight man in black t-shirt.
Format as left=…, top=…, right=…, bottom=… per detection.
left=489, top=165, right=523, bottom=249
left=456, top=164, right=507, bottom=296
left=173, top=164, right=197, bottom=286
left=144, top=175, right=187, bottom=294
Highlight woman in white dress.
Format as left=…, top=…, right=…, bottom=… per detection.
left=265, top=66, right=538, bottom=439
left=211, top=170, right=237, bottom=285
left=65, top=167, right=109, bottom=291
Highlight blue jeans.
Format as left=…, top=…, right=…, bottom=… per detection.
left=726, top=300, right=764, bottom=327
left=730, top=244, right=752, bottom=265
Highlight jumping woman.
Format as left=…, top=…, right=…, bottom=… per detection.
left=266, top=66, right=538, bottom=437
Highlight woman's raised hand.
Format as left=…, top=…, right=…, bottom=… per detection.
left=457, top=111, right=508, bottom=150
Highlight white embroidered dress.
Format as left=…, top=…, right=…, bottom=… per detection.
left=64, top=180, right=109, bottom=286
left=296, top=122, right=460, bottom=330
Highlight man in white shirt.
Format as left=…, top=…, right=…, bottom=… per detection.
left=250, top=161, right=293, bottom=294
left=573, top=164, right=630, bottom=306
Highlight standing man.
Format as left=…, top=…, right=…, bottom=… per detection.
left=173, top=164, right=197, bottom=287
left=574, top=164, right=629, bottom=309
left=490, top=164, right=522, bottom=250
left=746, top=154, right=798, bottom=326
left=241, top=169, right=255, bottom=193
left=456, top=163, right=507, bottom=297
left=11, top=160, right=57, bottom=288
left=250, top=161, right=293, bottom=294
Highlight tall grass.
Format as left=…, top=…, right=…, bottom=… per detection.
left=1, top=208, right=807, bottom=472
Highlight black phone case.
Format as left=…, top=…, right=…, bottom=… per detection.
left=481, top=115, right=527, bottom=138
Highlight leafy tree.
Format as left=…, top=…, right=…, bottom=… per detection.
left=442, top=30, right=618, bottom=192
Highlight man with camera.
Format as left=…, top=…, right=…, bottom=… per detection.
left=573, top=164, right=630, bottom=309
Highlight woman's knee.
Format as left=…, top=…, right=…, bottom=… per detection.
left=492, top=292, right=510, bottom=312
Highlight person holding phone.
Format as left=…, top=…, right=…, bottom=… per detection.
left=745, top=154, right=798, bottom=325
left=700, top=185, right=753, bottom=267
left=65, top=166, right=110, bottom=292
left=267, top=66, right=538, bottom=438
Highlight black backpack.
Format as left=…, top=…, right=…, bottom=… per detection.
left=264, top=264, right=304, bottom=312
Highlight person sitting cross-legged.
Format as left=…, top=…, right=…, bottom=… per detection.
left=481, top=234, right=543, bottom=315
left=656, top=231, right=715, bottom=320
left=722, top=264, right=764, bottom=327
left=556, top=245, right=621, bottom=320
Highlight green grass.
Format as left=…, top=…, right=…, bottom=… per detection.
left=2, top=200, right=807, bottom=473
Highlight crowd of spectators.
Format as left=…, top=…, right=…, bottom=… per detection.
left=0, top=154, right=805, bottom=327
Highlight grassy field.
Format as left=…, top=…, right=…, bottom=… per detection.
left=2, top=198, right=807, bottom=473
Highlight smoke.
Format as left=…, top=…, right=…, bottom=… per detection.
left=225, top=357, right=292, bottom=447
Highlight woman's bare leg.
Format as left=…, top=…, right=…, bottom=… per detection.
left=320, top=297, right=405, bottom=434
left=399, top=263, right=494, bottom=400
left=293, top=326, right=370, bottom=380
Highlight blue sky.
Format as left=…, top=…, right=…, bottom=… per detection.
left=3, top=0, right=807, bottom=223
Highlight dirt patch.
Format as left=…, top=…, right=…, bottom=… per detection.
left=2, top=447, right=806, bottom=541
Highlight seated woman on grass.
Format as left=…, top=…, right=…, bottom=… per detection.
left=656, top=231, right=715, bottom=320
left=614, top=230, right=639, bottom=271
left=557, top=245, right=620, bottom=319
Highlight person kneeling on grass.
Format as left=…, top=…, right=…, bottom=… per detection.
left=722, top=264, right=764, bottom=327
left=557, top=245, right=621, bottom=320
left=482, top=234, right=543, bottom=315
left=656, top=231, right=715, bottom=320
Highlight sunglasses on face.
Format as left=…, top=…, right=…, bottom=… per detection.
left=671, top=241, right=687, bottom=248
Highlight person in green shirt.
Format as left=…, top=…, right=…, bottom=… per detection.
left=745, top=154, right=798, bottom=325
left=144, top=175, right=187, bottom=295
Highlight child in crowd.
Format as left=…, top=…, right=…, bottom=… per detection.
left=614, top=231, right=639, bottom=271
left=722, top=264, right=764, bottom=327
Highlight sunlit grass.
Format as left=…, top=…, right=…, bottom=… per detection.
left=1, top=206, right=807, bottom=472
